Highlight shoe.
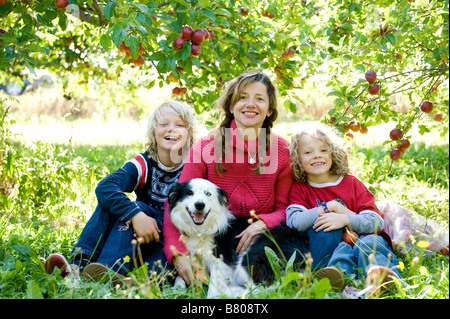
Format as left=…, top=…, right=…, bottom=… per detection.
left=314, top=266, right=345, bottom=291
left=365, top=265, right=399, bottom=297
left=83, top=262, right=132, bottom=288
left=45, top=253, right=72, bottom=278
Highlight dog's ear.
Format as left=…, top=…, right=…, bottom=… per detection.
left=168, top=183, right=181, bottom=208
left=217, top=187, right=228, bottom=207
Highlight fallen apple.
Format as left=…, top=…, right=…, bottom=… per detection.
left=343, top=229, right=359, bottom=247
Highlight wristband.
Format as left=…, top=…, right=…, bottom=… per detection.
left=316, top=199, right=329, bottom=213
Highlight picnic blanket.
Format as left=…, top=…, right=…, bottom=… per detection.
left=376, top=200, right=449, bottom=255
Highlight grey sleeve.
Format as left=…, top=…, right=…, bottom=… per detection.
left=286, top=204, right=319, bottom=232
left=347, top=210, right=384, bottom=234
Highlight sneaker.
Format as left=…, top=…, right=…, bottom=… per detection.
left=365, top=265, right=399, bottom=297
left=83, top=262, right=132, bottom=288
left=314, top=266, right=345, bottom=291
left=45, top=253, right=72, bottom=278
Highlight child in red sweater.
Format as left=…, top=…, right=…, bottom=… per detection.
left=287, top=123, right=402, bottom=297
left=163, top=72, right=294, bottom=285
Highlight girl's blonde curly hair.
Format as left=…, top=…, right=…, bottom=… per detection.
left=289, top=123, right=351, bottom=183
left=145, top=101, right=195, bottom=161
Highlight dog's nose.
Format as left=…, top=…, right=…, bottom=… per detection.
left=194, top=201, right=205, bottom=211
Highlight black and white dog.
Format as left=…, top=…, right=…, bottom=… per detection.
left=168, top=178, right=309, bottom=298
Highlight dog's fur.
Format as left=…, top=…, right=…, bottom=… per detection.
left=168, top=178, right=309, bottom=297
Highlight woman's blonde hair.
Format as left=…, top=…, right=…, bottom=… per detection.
left=145, top=101, right=195, bottom=161
left=214, top=71, right=279, bottom=175
left=289, top=123, right=350, bottom=183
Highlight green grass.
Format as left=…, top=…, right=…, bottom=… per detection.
left=0, top=118, right=448, bottom=299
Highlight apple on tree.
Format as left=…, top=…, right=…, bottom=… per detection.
left=389, top=149, right=402, bottom=161
left=365, top=70, right=377, bottom=83
left=368, top=83, right=380, bottom=95
left=181, top=26, right=193, bottom=40
left=56, top=0, right=69, bottom=9
left=434, top=113, right=443, bottom=122
left=173, top=37, right=185, bottom=51
left=389, top=128, right=403, bottom=141
left=190, top=44, right=201, bottom=56
left=420, top=101, right=433, bottom=113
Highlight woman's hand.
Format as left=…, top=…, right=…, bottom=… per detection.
left=130, top=211, right=161, bottom=244
left=235, top=220, right=267, bottom=255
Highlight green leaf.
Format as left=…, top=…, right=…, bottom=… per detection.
left=103, top=1, right=116, bottom=20
left=111, top=26, right=126, bottom=47
left=134, top=3, right=149, bottom=13
left=354, top=64, right=366, bottom=72
left=173, top=0, right=190, bottom=7
left=199, top=0, right=210, bottom=7
left=265, top=247, right=282, bottom=280
left=214, top=8, right=231, bottom=16
left=100, top=34, right=112, bottom=51
left=314, top=278, right=332, bottom=298
left=27, top=281, right=44, bottom=299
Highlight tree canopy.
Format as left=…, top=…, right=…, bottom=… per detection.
left=0, top=0, right=448, bottom=157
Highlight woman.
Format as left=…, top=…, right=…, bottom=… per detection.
left=163, top=72, right=294, bottom=285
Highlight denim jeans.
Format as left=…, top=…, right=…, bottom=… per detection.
left=327, top=234, right=402, bottom=279
left=307, top=227, right=344, bottom=270
left=71, top=201, right=168, bottom=276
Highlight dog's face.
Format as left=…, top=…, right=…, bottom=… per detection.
left=168, top=179, right=234, bottom=237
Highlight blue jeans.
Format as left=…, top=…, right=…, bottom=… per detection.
left=327, top=234, right=402, bottom=280
left=71, top=201, right=167, bottom=276
left=307, top=227, right=344, bottom=270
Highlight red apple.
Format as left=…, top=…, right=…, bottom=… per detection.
left=172, top=87, right=181, bottom=95
left=365, top=70, right=377, bottom=83
left=350, top=121, right=361, bottom=132
left=0, top=0, right=9, bottom=6
left=173, top=37, right=185, bottom=51
left=440, top=245, right=449, bottom=256
left=138, top=43, right=145, bottom=54
left=389, top=149, right=401, bottom=161
left=434, top=113, right=443, bottom=122
left=368, top=84, right=380, bottom=95
left=329, top=116, right=337, bottom=124
left=241, top=8, right=249, bottom=16
left=398, top=139, right=410, bottom=149
left=287, top=48, right=295, bottom=56
left=56, top=0, right=69, bottom=9
left=344, top=132, right=354, bottom=141
left=208, top=30, right=215, bottom=40
left=420, top=101, right=433, bottom=113
left=131, top=55, right=145, bottom=66
left=119, top=42, right=131, bottom=57
left=281, top=51, right=289, bottom=60
left=191, top=44, right=201, bottom=56
left=360, top=126, right=368, bottom=134
left=191, top=29, right=205, bottom=45
left=343, top=229, right=359, bottom=247
left=180, top=87, right=187, bottom=95
left=389, top=128, right=403, bottom=141
left=343, top=123, right=351, bottom=132
left=181, top=26, right=193, bottom=40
